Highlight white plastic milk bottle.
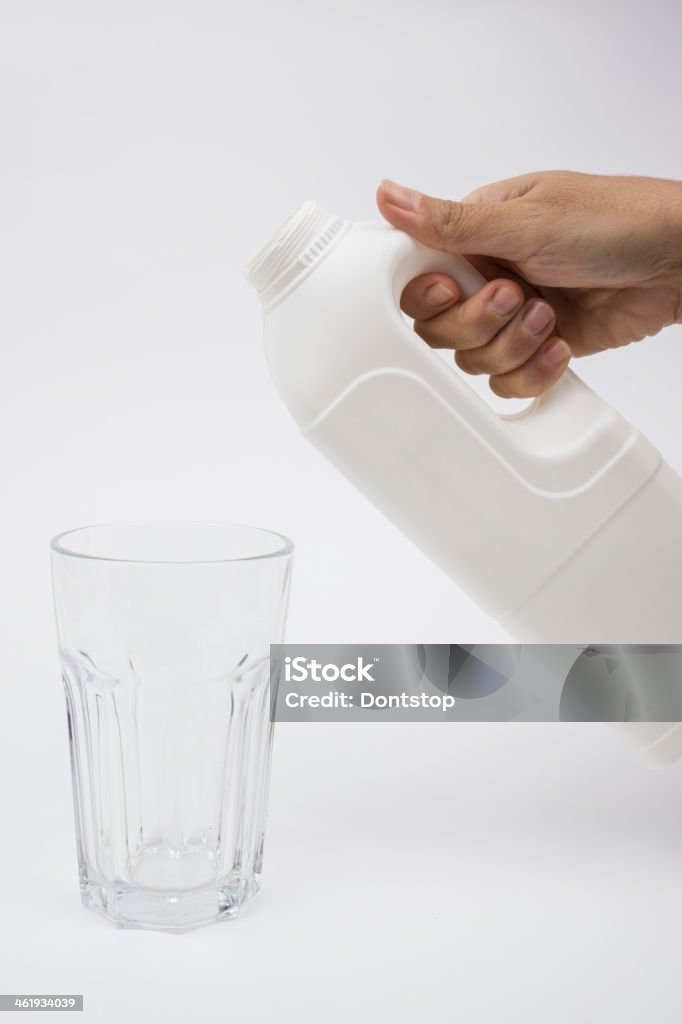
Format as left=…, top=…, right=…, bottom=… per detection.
left=244, top=201, right=682, bottom=765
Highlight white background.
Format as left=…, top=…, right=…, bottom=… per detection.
left=2, top=0, right=682, bottom=1020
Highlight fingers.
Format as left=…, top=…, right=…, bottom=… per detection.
left=382, top=174, right=571, bottom=396
left=404, top=275, right=525, bottom=350
left=377, top=178, right=540, bottom=261
left=454, top=299, right=556, bottom=374
left=403, top=272, right=571, bottom=397
left=400, top=273, right=461, bottom=319
left=489, top=337, right=572, bottom=398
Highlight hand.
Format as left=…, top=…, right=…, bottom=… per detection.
left=376, top=171, right=682, bottom=398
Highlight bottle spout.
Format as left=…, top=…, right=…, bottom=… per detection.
left=242, top=200, right=350, bottom=310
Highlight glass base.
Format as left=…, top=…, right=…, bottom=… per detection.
left=80, top=875, right=260, bottom=933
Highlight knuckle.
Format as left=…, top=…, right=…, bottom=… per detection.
left=491, top=370, right=538, bottom=399
left=460, top=343, right=507, bottom=376
left=454, top=349, right=483, bottom=375
left=413, top=319, right=437, bottom=344
left=459, top=300, right=499, bottom=347
left=424, top=302, right=482, bottom=350
left=414, top=316, right=453, bottom=349
left=487, top=350, right=517, bottom=375
left=504, top=325, right=541, bottom=364
left=463, top=185, right=486, bottom=204
left=434, top=199, right=463, bottom=244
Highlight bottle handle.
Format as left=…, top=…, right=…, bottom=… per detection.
left=391, top=234, right=580, bottom=414
left=388, top=232, right=635, bottom=476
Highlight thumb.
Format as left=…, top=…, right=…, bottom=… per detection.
left=376, top=179, right=533, bottom=261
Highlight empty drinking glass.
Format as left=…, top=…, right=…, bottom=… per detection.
left=50, top=522, right=293, bottom=932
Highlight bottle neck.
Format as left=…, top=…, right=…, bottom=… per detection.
left=242, top=201, right=350, bottom=310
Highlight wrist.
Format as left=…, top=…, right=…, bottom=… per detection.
left=667, top=186, right=679, bottom=321
left=663, top=180, right=682, bottom=288
left=648, top=178, right=682, bottom=322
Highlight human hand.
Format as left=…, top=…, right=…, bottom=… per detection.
left=376, top=171, right=682, bottom=397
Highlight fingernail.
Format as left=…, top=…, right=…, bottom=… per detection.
left=543, top=339, right=571, bottom=368
left=491, top=285, right=521, bottom=316
left=523, top=301, right=554, bottom=336
left=380, top=179, right=422, bottom=212
left=424, top=281, right=457, bottom=306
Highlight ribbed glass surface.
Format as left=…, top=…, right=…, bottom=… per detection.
left=51, top=523, right=292, bottom=932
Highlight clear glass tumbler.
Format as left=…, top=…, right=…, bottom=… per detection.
left=50, top=523, right=293, bottom=932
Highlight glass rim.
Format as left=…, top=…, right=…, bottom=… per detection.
left=49, top=521, right=295, bottom=566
